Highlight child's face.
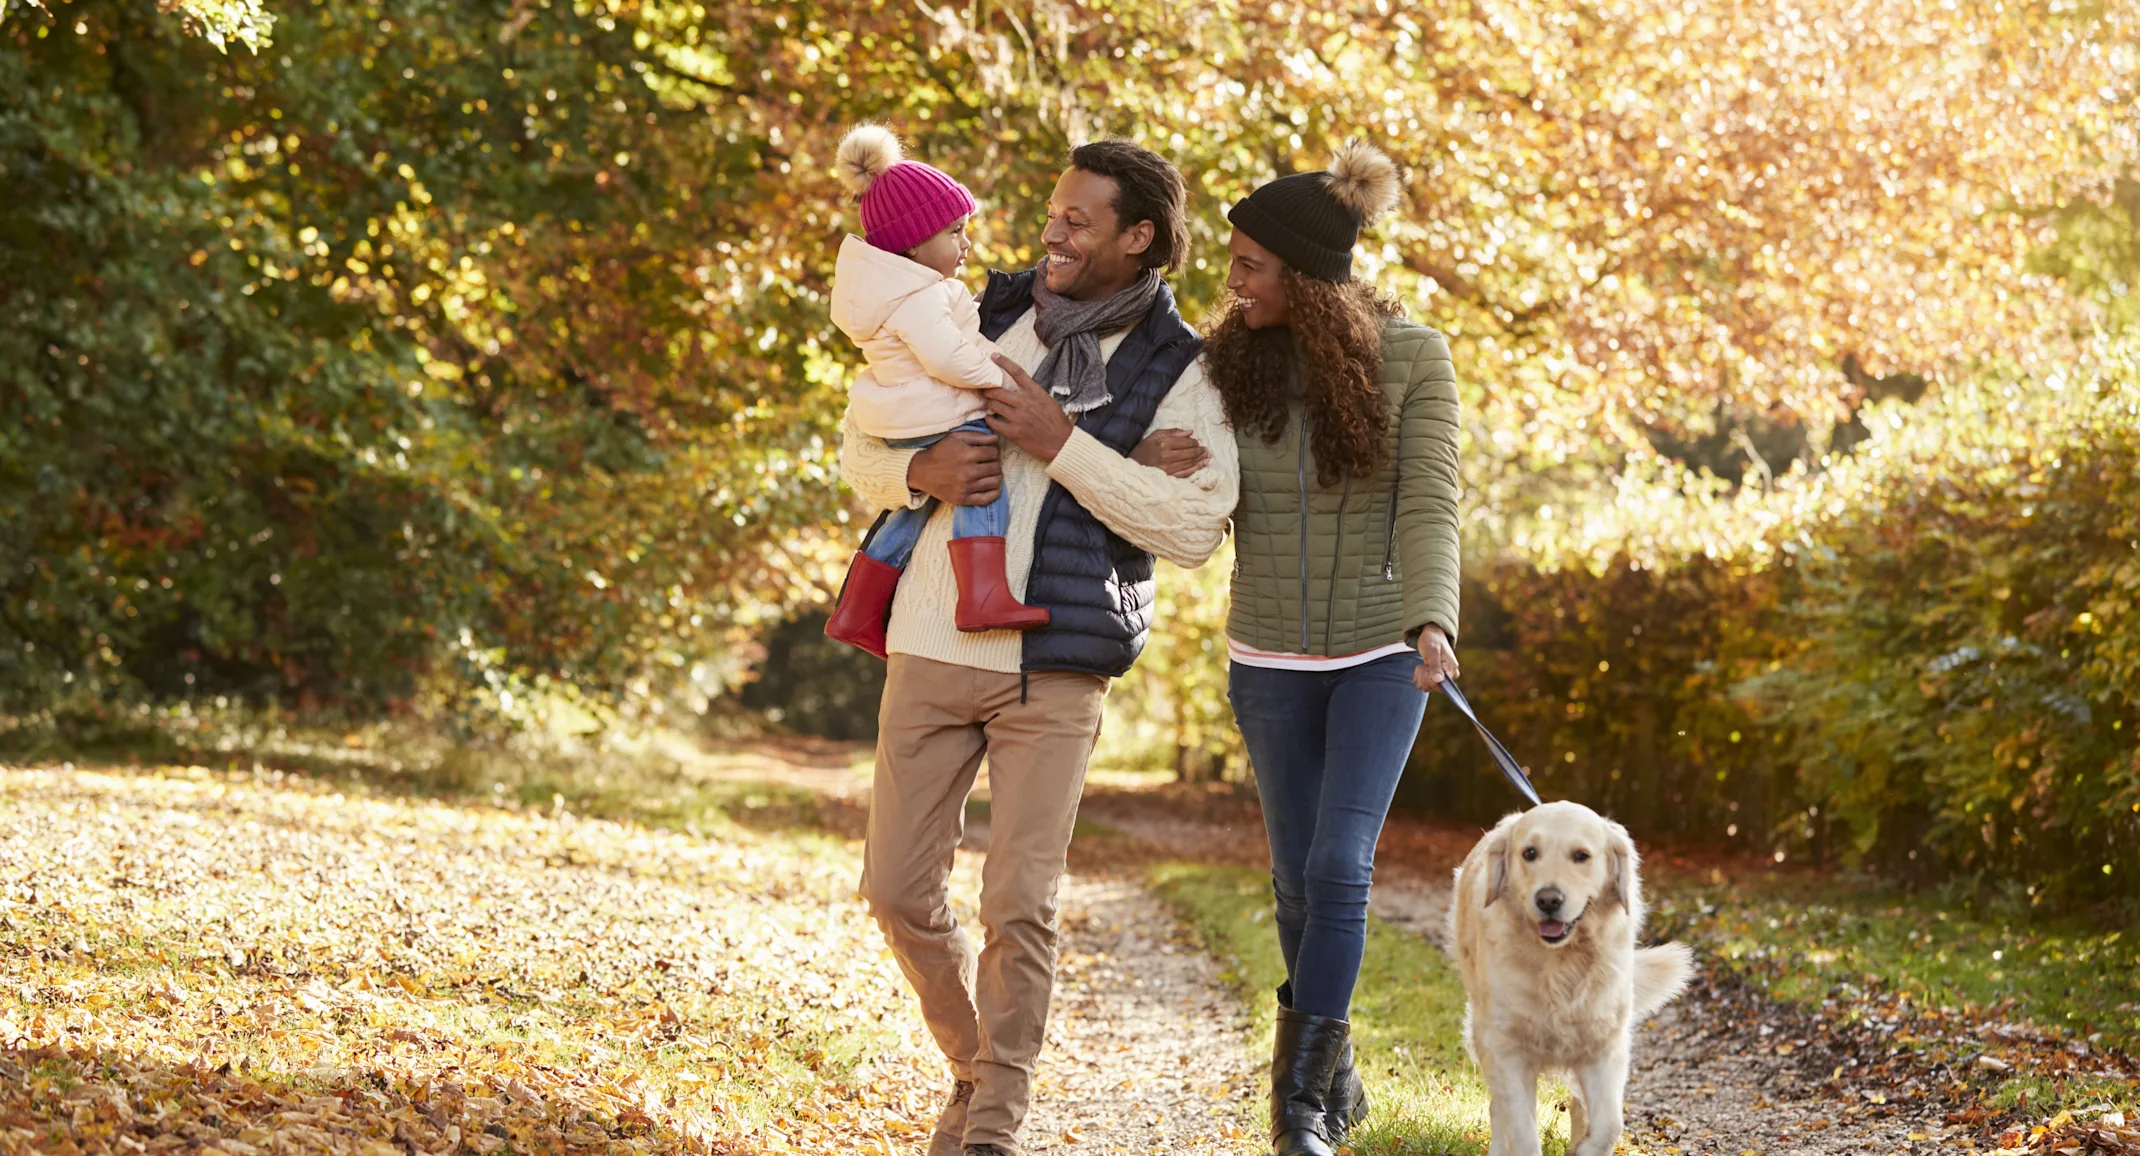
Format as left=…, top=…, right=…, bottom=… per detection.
left=905, top=215, right=972, bottom=279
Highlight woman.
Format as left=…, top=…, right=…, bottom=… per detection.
left=1208, top=141, right=1462, bottom=1156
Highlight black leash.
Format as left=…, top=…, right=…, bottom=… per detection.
left=1438, top=677, right=1542, bottom=807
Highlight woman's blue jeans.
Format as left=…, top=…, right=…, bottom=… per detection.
left=862, top=418, right=1008, bottom=567
left=1229, top=652, right=1428, bottom=1020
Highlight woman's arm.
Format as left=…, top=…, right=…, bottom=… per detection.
left=1043, top=359, right=1239, bottom=569
left=1396, top=328, right=1463, bottom=644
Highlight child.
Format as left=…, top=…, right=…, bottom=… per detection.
left=822, top=125, right=1049, bottom=658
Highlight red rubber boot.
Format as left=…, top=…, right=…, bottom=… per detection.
left=948, top=537, right=1050, bottom=633
left=823, top=553, right=902, bottom=658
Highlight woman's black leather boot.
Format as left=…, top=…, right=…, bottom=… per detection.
left=1270, top=1004, right=1349, bottom=1156
left=1326, top=1032, right=1368, bottom=1143
left=1277, top=982, right=1368, bottom=1144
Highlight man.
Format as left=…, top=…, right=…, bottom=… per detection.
left=837, top=141, right=1238, bottom=1155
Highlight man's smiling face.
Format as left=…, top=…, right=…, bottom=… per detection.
left=1040, top=167, right=1152, bottom=302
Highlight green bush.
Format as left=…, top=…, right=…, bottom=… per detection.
left=1403, top=360, right=2140, bottom=906
left=1399, top=561, right=1795, bottom=845
left=729, top=612, right=886, bottom=743
left=1749, top=367, right=2140, bottom=903
left=1100, top=549, right=1242, bottom=780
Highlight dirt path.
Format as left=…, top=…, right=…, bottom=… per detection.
left=1072, top=783, right=1952, bottom=1156
left=1365, top=875, right=1961, bottom=1156
left=713, top=752, right=1950, bottom=1155
left=1023, top=874, right=1261, bottom=1152
left=959, top=821, right=1261, bottom=1154
left=693, top=751, right=1271, bottom=1152
left=1624, top=980, right=1953, bottom=1156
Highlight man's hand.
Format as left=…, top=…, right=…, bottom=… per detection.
left=907, top=429, right=1003, bottom=507
left=1130, top=428, right=1210, bottom=479
left=986, top=355, right=1077, bottom=462
left=1412, top=623, right=1460, bottom=694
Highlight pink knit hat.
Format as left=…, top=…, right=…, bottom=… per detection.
left=835, top=125, right=976, bottom=255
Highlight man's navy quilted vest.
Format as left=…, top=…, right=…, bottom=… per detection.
left=977, top=268, right=1202, bottom=678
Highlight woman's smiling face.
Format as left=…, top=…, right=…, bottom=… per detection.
left=1225, top=229, right=1290, bottom=329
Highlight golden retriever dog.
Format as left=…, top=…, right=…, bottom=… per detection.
left=1448, top=802, right=1693, bottom=1156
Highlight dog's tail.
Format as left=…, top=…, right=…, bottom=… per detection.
left=1631, top=942, right=1694, bottom=1019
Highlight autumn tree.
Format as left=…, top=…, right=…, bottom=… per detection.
left=3, top=0, right=2132, bottom=737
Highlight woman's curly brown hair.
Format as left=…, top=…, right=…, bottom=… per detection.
left=1205, top=266, right=1406, bottom=489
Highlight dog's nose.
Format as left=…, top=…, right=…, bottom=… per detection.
left=1534, top=887, right=1564, bottom=915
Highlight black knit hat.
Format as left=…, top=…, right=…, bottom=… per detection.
left=1226, top=141, right=1404, bottom=282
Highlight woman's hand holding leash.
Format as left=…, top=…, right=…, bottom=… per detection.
left=1413, top=623, right=1459, bottom=694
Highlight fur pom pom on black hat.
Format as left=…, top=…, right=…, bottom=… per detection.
left=1227, top=140, right=1404, bottom=282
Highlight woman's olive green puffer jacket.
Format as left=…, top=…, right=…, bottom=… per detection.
left=1226, top=318, right=1461, bottom=656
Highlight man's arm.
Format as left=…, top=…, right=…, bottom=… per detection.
left=1041, top=359, right=1238, bottom=568
left=838, top=404, right=1005, bottom=512
left=838, top=405, right=926, bottom=512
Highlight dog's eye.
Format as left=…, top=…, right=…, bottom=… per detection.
left=1521, top=846, right=1538, bottom=862
left=1572, top=850, right=1591, bottom=863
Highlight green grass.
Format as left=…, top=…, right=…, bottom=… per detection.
left=1149, top=861, right=1574, bottom=1156
left=1641, top=867, right=2140, bottom=1125
left=1986, top=1075, right=2060, bottom=1111
left=532, top=773, right=829, bottom=835
left=24, top=1058, right=81, bottom=1092
left=1648, top=869, right=2140, bottom=1054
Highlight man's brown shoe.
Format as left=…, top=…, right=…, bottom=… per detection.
left=927, top=1080, right=975, bottom=1156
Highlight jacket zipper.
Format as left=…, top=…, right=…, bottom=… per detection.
left=1324, top=479, right=1349, bottom=656
left=1296, top=409, right=1311, bottom=653
left=1382, top=476, right=1399, bottom=580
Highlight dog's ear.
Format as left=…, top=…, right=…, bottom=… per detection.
left=1483, top=830, right=1511, bottom=908
left=1605, top=821, right=1638, bottom=911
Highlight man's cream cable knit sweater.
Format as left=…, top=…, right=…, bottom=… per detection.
left=837, top=308, right=1240, bottom=675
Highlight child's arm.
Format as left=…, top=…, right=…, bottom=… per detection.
left=884, top=288, right=1008, bottom=392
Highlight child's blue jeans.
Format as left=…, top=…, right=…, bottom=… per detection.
left=863, top=418, right=1009, bottom=568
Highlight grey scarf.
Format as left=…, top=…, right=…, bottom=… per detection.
left=1028, top=265, right=1163, bottom=415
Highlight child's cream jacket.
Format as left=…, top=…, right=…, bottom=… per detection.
left=829, top=235, right=1005, bottom=440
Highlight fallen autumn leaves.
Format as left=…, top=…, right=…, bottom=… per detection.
left=0, top=762, right=945, bottom=1154
left=9, top=758, right=2134, bottom=1155
left=1994, top=1113, right=2140, bottom=1155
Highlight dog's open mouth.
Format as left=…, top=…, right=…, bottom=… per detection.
left=1537, top=918, right=1575, bottom=945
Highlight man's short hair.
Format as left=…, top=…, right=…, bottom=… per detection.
left=1069, top=140, right=1189, bottom=275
